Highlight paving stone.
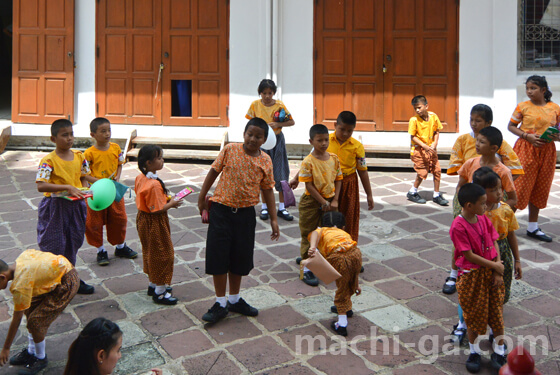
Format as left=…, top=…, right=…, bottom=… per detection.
left=396, top=218, right=438, bottom=234
left=307, top=349, right=375, bottom=374
left=406, top=295, right=458, bottom=320
left=119, top=292, right=173, bottom=317
left=376, top=278, right=430, bottom=300
left=159, top=329, right=214, bottom=359
left=239, top=287, right=287, bottom=311
left=522, top=269, right=560, bottom=291
left=48, top=312, right=79, bottom=335
left=292, top=294, right=338, bottom=321
left=519, top=249, right=556, bottom=263
left=44, top=332, right=76, bottom=362
left=267, top=243, right=300, bottom=261
left=382, top=256, right=433, bottom=275
left=91, top=258, right=136, bottom=280
left=359, top=219, right=401, bottom=241
left=503, top=304, right=541, bottom=328
left=171, top=280, right=214, bottom=302
left=257, top=305, right=309, bottom=332
left=362, top=305, right=428, bottom=333
left=391, top=238, right=436, bottom=253
left=228, top=336, right=294, bottom=373
left=373, top=209, right=409, bottom=221
left=74, top=299, right=127, bottom=324
left=393, top=363, right=448, bottom=374
left=205, top=315, right=262, bottom=344
left=103, top=272, right=149, bottom=295
left=360, top=243, right=405, bottom=261
left=508, top=280, right=542, bottom=302
left=398, top=324, right=449, bottom=355
left=355, top=335, right=416, bottom=368
left=182, top=351, right=243, bottom=375
left=408, top=268, right=448, bottom=291
left=437, top=353, right=496, bottom=375
left=270, top=279, right=322, bottom=300
left=175, top=246, right=199, bottom=262
left=359, top=263, right=399, bottom=282
left=118, top=320, right=148, bottom=348
left=514, top=324, right=560, bottom=352
left=278, top=323, right=333, bottom=354
left=418, top=247, right=452, bottom=268
left=140, top=308, right=194, bottom=336
left=254, top=364, right=317, bottom=375
left=116, top=342, right=165, bottom=374
left=520, top=294, right=560, bottom=318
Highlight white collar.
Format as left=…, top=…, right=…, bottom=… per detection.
left=146, top=171, right=158, bottom=180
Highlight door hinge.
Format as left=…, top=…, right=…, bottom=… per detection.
left=314, top=107, right=317, bottom=122
left=226, top=105, right=229, bottom=119
left=68, top=114, right=71, bottom=121
left=226, top=48, right=229, bottom=60
left=96, top=102, right=99, bottom=114
left=455, top=110, right=458, bottom=125
left=314, top=50, right=318, bottom=60
left=96, top=46, right=100, bottom=58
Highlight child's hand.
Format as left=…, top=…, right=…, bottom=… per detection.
left=329, top=200, right=338, bottom=211
left=67, top=186, right=85, bottom=198
left=151, top=369, right=163, bottom=375
left=493, top=274, right=503, bottom=287
left=289, top=177, right=299, bottom=190
left=169, top=199, right=183, bottom=209
left=527, top=133, right=546, bottom=148
left=270, top=220, right=280, bottom=241
left=514, top=261, right=523, bottom=280
left=367, top=195, right=374, bottom=210
left=308, top=247, right=316, bottom=257
left=355, top=286, right=362, bottom=296
left=197, top=196, right=208, bottom=214
left=493, top=261, right=504, bottom=276
left=269, top=122, right=281, bottom=130
left=0, top=348, right=10, bottom=366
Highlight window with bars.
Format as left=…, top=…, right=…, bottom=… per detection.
left=519, top=0, right=560, bottom=70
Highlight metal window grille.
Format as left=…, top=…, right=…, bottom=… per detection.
left=519, top=0, right=560, bottom=70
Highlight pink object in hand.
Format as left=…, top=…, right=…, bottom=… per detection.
left=201, top=195, right=212, bottom=224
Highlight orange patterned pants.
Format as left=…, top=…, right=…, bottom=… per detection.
left=339, top=173, right=360, bottom=241
left=328, top=247, right=362, bottom=315
left=85, top=199, right=127, bottom=248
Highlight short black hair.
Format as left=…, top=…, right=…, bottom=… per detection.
left=244, top=117, right=268, bottom=139
left=90, top=117, right=110, bottom=133
left=411, top=95, right=428, bottom=105
left=336, top=111, right=357, bottom=127
left=472, top=166, right=500, bottom=189
left=321, top=212, right=346, bottom=228
left=258, top=79, right=277, bottom=94
left=458, top=183, right=486, bottom=207
left=0, top=259, right=8, bottom=273
left=470, top=104, right=493, bottom=123
left=51, top=119, right=73, bottom=137
left=479, top=126, right=503, bottom=148
left=309, top=124, right=329, bottom=140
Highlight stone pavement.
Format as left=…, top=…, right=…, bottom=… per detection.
left=1, top=150, right=560, bottom=375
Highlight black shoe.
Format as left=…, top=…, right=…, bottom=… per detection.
left=527, top=228, right=552, bottom=242
left=302, top=271, right=319, bottom=286
left=96, top=251, right=110, bottom=266
left=466, top=353, right=481, bottom=373
left=433, top=195, right=449, bottom=206
left=202, top=302, right=228, bottom=323
left=296, top=257, right=302, bottom=265
left=78, top=280, right=95, bottom=295
left=18, top=355, right=48, bottom=375
left=9, top=348, right=34, bottom=366
left=330, top=321, right=348, bottom=337
left=442, top=277, right=457, bottom=294
left=330, top=305, right=353, bottom=317
left=360, top=266, right=364, bottom=273
left=260, top=209, right=269, bottom=220
left=407, top=192, right=426, bottom=204
left=490, top=352, right=507, bottom=370
left=115, top=244, right=138, bottom=259
left=152, top=291, right=178, bottom=305
left=450, top=324, right=467, bottom=345
left=147, top=286, right=173, bottom=296
left=277, top=209, right=294, bottom=221
left=227, top=298, right=258, bottom=316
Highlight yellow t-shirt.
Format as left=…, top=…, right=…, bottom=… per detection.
left=485, top=202, right=519, bottom=241
left=84, top=142, right=125, bottom=179
left=10, top=249, right=73, bottom=311
left=408, top=111, right=443, bottom=154
left=447, top=133, right=524, bottom=176
left=327, top=133, right=367, bottom=176
left=310, top=227, right=357, bottom=257
left=36, top=150, right=90, bottom=197
left=510, top=100, right=560, bottom=135
left=245, top=99, right=293, bottom=135
left=298, top=153, right=343, bottom=198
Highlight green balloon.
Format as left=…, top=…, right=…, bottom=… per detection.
left=87, top=178, right=117, bottom=211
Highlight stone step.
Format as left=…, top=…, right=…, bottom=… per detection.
left=126, top=147, right=219, bottom=160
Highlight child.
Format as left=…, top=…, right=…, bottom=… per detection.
left=308, top=212, right=362, bottom=337
left=197, top=118, right=279, bottom=324
left=450, top=167, right=523, bottom=346
left=290, top=111, right=374, bottom=242
left=135, top=145, right=182, bottom=305
left=0, top=249, right=79, bottom=374
left=246, top=79, right=295, bottom=221
left=407, top=95, right=448, bottom=206
left=36, top=119, right=96, bottom=295
left=297, top=124, right=343, bottom=287
left=450, top=183, right=507, bottom=372
left=508, top=75, right=560, bottom=243
left=84, top=117, right=137, bottom=266
left=444, top=127, right=517, bottom=295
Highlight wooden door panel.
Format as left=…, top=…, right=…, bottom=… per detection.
left=13, top=0, right=74, bottom=123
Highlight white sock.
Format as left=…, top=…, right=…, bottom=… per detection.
left=489, top=327, right=494, bottom=336
left=469, top=342, right=480, bottom=355
left=457, top=320, right=467, bottom=330
left=303, top=266, right=310, bottom=273
left=216, top=296, right=227, bottom=308
left=27, top=334, right=35, bottom=355
left=337, top=314, right=348, bottom=327
left=528, top=222, right=544, bottom=234
left=279, top=202, right=285, bottom=211
left=261, top=203, right=268, bottom=210
left=149, top=282, right=156, bottom=288
left=97, top=246, right=106, bottom=254
left=446, top=270, right=458, bottom=285
left=493, top=343, right=505, bottom=356
left=34, top=340, right=45, bottom=359
left=155, top=285, right=166, bottom=295
left=228, top=294, right=240, bottom=304
left=433, top=191, right=440, bottom=198
left=409, top=187, right=418, bottom=194
left=116, top=242, right=125, bottom=249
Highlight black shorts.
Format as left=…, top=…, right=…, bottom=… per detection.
left=205, top=203, right=256, bottom=275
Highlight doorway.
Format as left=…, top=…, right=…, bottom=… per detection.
left=0, top=1, right=12, bottom=121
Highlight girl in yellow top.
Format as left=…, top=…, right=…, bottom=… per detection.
left=246, top=79, right=295, bottom=221
left=308, top=212, right=362, bottom=337
left=507, top=75, right=560, bottom=243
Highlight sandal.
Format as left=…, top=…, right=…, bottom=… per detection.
left=450, top=324, right=467, bottom=345
left=260, top=209, right=269, bottom=220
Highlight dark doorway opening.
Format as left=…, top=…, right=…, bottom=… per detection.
left=0, top=1, right=12, bottom=120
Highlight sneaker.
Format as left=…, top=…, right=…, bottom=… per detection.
left=442, top=277, right=457, bottom=294
left=302, top=271, right=319, bottom=287
left=450, top=324, right=467, bottom=345
left=260, top=209, right=269, bottom=220
left=227, top=298, right=258, bottom=316
left=527, top=228, right=552, bottom=242
left=490, top=352, right=507, bottom=370
left=9, top=348, right=34, bottom=366
left=78, top=279, right=95, bottom=295
left=18, top=355, right=48, bottom=375
left=152, top=292, right=178, bottom=305
left=115, top=244, right=138, bottom=259
left=330, top=305, right=354, bottom=317
left=330, top=321, right=348, bottom=337
left=465, top=353, right=481, bottom=373
left=147, top=286, right=173, bottom=297
left=202, top=302, right=228, bottom=323
left=433, top=195, right=449, bottom=206
left=407, top=192, right=426, bottom=204
left=96, top=251, right=109, bottom=266
left=277, top=209, right=294, bottom=221
left=296, top=257, right=302, bottom=265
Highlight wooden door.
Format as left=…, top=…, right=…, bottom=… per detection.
left=314, top=0, right=384, bottom=131
left=12, top=0, right=75, bottom=124
left=161, top=0, right=228, bottom=126
left=96, top=0, right=162, bottom=125
left=383, top=0, right=458, bottom=131
left=314, top=0, right=458, bottom=132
